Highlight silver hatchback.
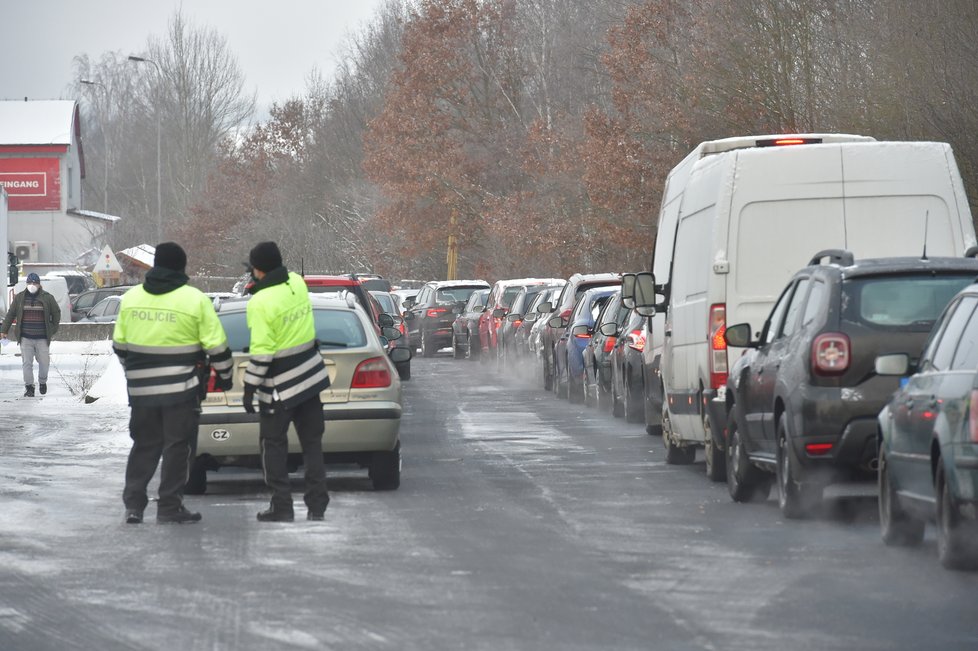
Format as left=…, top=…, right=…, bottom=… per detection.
left=189, top=293, right=407, bottom=493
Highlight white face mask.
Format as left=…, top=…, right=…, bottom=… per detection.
left=27, top=284, right=39, bottom=294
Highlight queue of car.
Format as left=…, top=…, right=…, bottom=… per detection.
left=429, top=134, right=978, bottom=572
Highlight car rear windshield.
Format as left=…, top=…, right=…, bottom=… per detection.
left=843, top=273, right=977, bottom=330
left=436, top=287, right=483, bottom=304
left=220, top=309, right=367, bottom=351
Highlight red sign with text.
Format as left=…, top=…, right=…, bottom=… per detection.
left=0, top=158, right=61, bottom=211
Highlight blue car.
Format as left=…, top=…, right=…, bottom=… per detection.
left=553, top=285, right=619, bottom=404
left=876, top=279, right=978, bottom=570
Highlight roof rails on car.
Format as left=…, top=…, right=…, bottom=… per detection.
left=965, top=245, right=978, bottom=259
left=808, top=249, right=855, bottom=267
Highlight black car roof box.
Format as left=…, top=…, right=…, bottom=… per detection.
left=809, top=249, right=855, bottom=266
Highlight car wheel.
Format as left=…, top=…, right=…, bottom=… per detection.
left=396, top=360, right=411, bottom=381
left=583, top=371, right=597, bottom=408
left=776, top=414, right=821, bottom=519
left=421, top=329, right=436, bottom=357
left=662, top=406, right=695, bottom=465
left=645, top=382, right=663, bottom=436
left=452, top=334, right=464, bottom=359
left=611, top=376, right=624, bottom=418
left=623, top=375, right=643, bottom=424
left=185, top=456, right=208, bottom=495
left=542, top=351, right=552, bottom=390
left=726, top=410, right=768, bottom=502
left=936, top=459, right=978, bottom=570
left=369, top=443, right=401, bottom=491
left=704, top=411, right=727, bottom=483
left=878, top=447, right=924, bottom=546
left=468, top=330, right=480, bottom=360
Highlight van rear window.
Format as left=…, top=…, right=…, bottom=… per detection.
left=843, top=274, right=976, bottom=330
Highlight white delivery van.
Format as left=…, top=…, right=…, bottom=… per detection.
left=646, top=134, right=978, bottom=469
left=9, top=275, right=71, bottom=324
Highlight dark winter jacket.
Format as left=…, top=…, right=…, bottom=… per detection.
left=1, top=289, right=61, bottom=343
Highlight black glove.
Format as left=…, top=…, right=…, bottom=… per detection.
left=215, top=373, right=233, bottom=392
left=242, top=385, right=256, bottom=414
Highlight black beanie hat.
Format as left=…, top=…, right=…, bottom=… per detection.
left=249, top=241, right=283, bottom=272
left=154, top=242, right=187, bottom=272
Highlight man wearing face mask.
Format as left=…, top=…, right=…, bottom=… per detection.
left=1, top=273, right=61, bottom=397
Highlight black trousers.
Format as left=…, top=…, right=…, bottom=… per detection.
left=259, top=396, right=329, bottom=514
left=123, top=399, right=200, bottom=514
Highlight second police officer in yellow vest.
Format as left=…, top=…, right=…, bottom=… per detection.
left=243, top=241, right=331, bottom=521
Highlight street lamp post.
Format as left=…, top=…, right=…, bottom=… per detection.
left=79, top=79, right=109, bottom=213
left=128, top=55, right=163, bottom=242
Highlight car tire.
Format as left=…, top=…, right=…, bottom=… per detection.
left=936, top=459, right=978, bottom=570
left=452, top=334, right=464, bottom=359
left=396, top=360, right=411, bottom=381
left=597, top=379, right=613, bottom=413
left=421, top=329, right=436, bottom=358
left=725, top=410, right=768, bottom=502
left=611, top=377, right=624, bottom=418
left=704, top=412, right=727, bottom=483
left=583, top=371, right=597, bottom=408
left=776, top=414, right=821, bottom=519
left=185, top=456, right=208, bottom=495
left=662, top=406, right=695, bottom=465
left=542, top=352, right=552, bottom=390
left=878, top=447, right=924, bottom=546
left=468, top=330, right=480, bottom=360
left=623, top=375, right=643, bottom=424
left=370, top=443, right=401, bottom=491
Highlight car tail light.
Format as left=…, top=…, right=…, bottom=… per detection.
left=512, top=318, right=523, bottom=329
left=494, top=317, right=503, bottom=332
left=603, top=336, right=616, bottom=353
left=206, top=368, right=223, bottom=393
left=969, top=390, right=978, bottom=443
left=805, top=442, right=833, bottom=456
left=626, top=328, right=645, bottom=352
left=426, top=307, right=448, bottom=318
left=399, top=321, right=406, bottom=335
left=812, top=333, right=850, bottom=375
left=709, top=304, right=727, bottom=390
left=560, top=308, right=572, bottom=321
left=352, top=357, right=392, bottom=388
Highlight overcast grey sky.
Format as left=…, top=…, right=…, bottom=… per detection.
left=0, top=0, right=387, bottom=113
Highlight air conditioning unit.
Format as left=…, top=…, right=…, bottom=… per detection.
left=14, top=241, right=38, bottom=262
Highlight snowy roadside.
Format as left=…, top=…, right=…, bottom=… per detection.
left=0, top=339, right=127, bottom=405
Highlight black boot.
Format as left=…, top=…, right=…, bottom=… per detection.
left=24, top=384, right=35, bottom=397
left=157, top=505, right=202, bottom=524
left=257, top=506, right=294, bottom=522
left=39, top=383, right=47, bottom=395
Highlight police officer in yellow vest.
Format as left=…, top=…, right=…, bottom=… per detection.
left=243, top=241, right=331, bottom=522
left=113, top=242, right=233, bottom=524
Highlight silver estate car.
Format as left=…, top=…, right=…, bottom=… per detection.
left=189, top=293, right=408, bottom=493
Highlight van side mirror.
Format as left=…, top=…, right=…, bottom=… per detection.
left=633, top=271, right=667, bottom=315
left=621, top=273, right=636, bottom=309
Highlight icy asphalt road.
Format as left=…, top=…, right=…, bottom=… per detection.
left=0, top=347, right=976, bottom=651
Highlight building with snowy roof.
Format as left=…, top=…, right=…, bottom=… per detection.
left=0, top=99, right=120, bottom=267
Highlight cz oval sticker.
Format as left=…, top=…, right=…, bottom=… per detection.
left=211, top=429, right=231, bottom=441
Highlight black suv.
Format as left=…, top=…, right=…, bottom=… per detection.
left=405, top=280, right=490, bottom=356
left=722, top=250, right=978, bottom=517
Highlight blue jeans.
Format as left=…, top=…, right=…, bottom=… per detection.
left=20, top=337, right=50, bottom=386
